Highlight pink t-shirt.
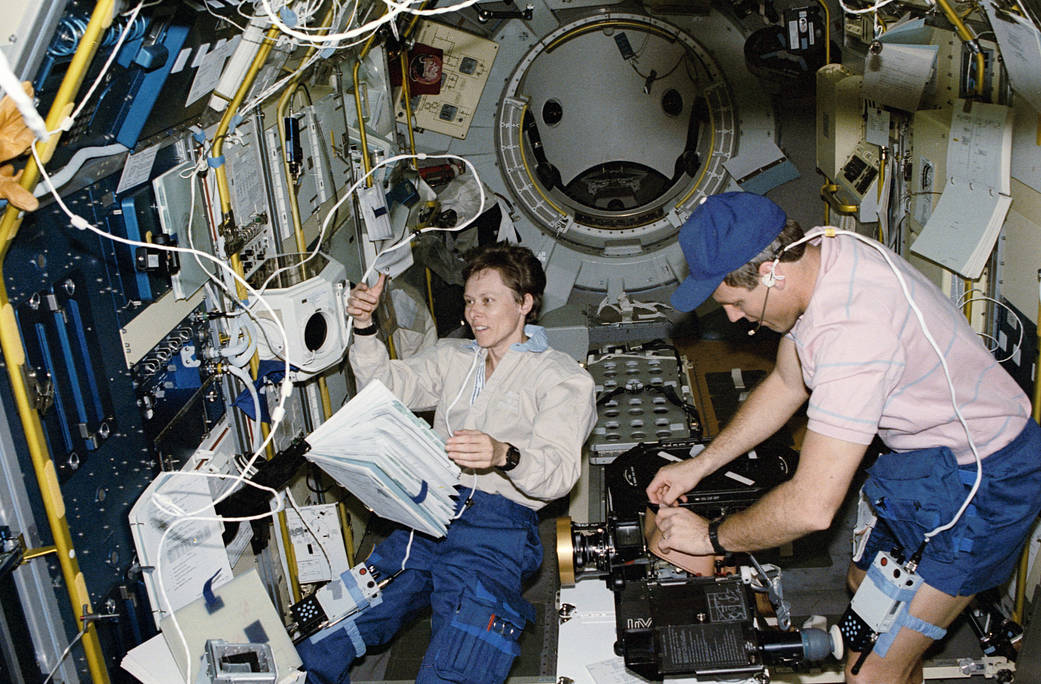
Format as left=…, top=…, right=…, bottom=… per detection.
left=788, top=234, right=1030, bottom=464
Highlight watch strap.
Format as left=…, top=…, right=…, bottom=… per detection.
left=353, top=321, right=379, bottom=336
left=708, top=517, right=727, bottom=555
left=499, top=443, right=521, bottom=472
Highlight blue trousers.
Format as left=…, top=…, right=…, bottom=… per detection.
left=299, top=491, right=541, bottom=683
left=857, top=419, right=1041, bottom=596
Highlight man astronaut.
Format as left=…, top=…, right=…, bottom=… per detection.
left=647, top=192, right=1041, bottom=683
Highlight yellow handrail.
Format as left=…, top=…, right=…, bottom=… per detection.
left=820, top=181, right=858, bottom=215
left=934, top=0, right=986, bottom=96
left=0, top=2, right=120, bottom=681
left=277, top=6, right=336, bottom=255
left=816, top=0, right=831, bottom=65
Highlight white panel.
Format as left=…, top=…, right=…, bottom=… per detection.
left=396, top=21, right=499, bottom=139
left=120, top=289, right=206, bottom=368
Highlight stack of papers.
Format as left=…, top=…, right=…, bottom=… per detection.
left=911, top=101, right=1013, bottom=279
left=306, top=380, right=460, bottom=537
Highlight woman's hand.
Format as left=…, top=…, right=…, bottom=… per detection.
left=346, top=273, right=386, bottom=328
left=445, top=429, right=508, bottom=470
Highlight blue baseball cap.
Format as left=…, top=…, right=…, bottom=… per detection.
left=670, top=192, right=787, bottom=312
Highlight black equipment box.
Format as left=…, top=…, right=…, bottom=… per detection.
left=605, top=438, right=799, bottom=521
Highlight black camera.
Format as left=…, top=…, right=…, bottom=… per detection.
left=557, top=440, right=840, bottom=680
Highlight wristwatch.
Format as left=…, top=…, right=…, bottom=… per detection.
left=708, top=517, right=727, bottom=555
left=499, top=443, right=521, bottom=472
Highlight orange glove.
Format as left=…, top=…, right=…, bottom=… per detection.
left=0, top=165, right=38, bottom=212
left=0, top=82, right=37, bottom=162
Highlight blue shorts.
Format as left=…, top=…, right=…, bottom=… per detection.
left=855, top=419, right=1041, bottom=596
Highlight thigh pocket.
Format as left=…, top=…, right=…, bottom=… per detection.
left=430, top=580, right=533, bottom=684
left=862, top=447, right=964, bottom=562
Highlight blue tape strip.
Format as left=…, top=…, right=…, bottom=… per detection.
left=874, top=603, right=947, bottom=657
left=339, top=569, right=368, bottom=608
left=344, top=619, right=367, bottom=657
left=207, top=155, right=225, bottom=169
left=866, top=564, right=919, bottom=603
left=243, top=619, right=268, bottom=643
left=279, top=6, right=298, bottom=26
left=202, top=570, right=225, bottom=613
left=228, top=114, right=243, bottom=134
left=411, top=480, right=429, bottom=504
left=192, top=130, right=207, bottom=143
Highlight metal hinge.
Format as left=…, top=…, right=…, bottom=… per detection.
left=22, top=366, right=53, bottom=414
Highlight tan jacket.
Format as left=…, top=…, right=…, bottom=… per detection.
left=349, top=327, right=596, bottom=510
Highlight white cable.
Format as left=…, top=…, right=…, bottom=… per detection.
left=837, top=0, right=900, bottom=15
left=225, top=363, right=264, bottom=455
left=254, top=151, right=483, bottom=299
left=343, top=155, right=487, bottom=345
left=258, top=0, right=483, bottom=47
left=217, top=314, right=257, bottom=360
left=401, top=529, right=416, bottom=572
left=789, top=229, right=982, bottom=540
left=444, top=349, right=482, bottom=519
left=955, top=295, right=1023, bottom=363
left=41, top=624, right=87, bottom=684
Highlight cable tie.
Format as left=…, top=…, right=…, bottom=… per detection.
left=70, top=215, right=91, bottom=230
left=823, top=228, right=837, bottom=237
left=60, top=116, right=75, bottom=132
left=207, top=155, right=225, bottom=168
left=319, top=47, right=335, bottom=59
left=271, top=406, right=285, bottom=423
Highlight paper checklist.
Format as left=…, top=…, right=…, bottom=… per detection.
left=305, top=380, right=461, bottom=537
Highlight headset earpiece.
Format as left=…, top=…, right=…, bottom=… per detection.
left=761, top=258, right=782, bottom=288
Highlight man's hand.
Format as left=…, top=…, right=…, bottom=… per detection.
left=445, top=429, right=507, bottom=470
left=646, top=459, right=704, bottom=506
left=643, top=507, right=717, bottom=575
left=655, top=506, right=712, bottom=555
left=346, top=272, right=386, bottom=328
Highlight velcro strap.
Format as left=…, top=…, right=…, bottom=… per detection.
left=866, top=564, right=918, bottom=603
left=875, top=603, right=947, bottom=657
